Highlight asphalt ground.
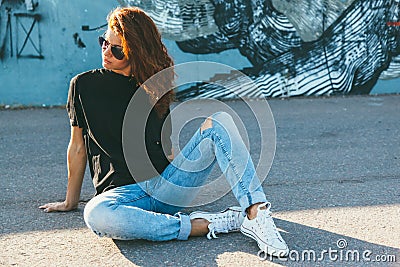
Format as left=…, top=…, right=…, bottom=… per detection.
left=0, top=95, right=399, bottom=266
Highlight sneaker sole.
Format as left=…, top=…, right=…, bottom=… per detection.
left=240, top=225, right=289, bottom=257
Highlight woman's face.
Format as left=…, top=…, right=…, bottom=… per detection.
left=101, top=30, right=131, bottom=76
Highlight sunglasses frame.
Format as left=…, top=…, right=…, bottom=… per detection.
left=98, top=36, right=125, bottom=60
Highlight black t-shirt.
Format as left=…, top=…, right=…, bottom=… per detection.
left=67, top=69, right=172, bottom=195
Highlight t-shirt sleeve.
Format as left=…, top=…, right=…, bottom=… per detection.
left=66, top=76, right=85, bottom=128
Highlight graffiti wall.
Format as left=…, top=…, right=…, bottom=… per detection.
left=0, top=0, right=399, bottom=106
left=123, top=0, right=400, bottom=100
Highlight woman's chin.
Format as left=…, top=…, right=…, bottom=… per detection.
left=102, top=59, right=112, bottom=67
left=103, top=63, right=113, bottom=70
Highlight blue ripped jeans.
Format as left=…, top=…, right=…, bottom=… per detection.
left=83, top=112, right=267, bottom=241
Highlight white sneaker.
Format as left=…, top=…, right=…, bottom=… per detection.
left=240, top=202, right=289, bottom=257
left=190, top=206, right=245, bottom=239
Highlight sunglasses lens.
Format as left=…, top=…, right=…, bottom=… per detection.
left=98, top=36, right=125, bottom=60
left=111, top=47, right=125, bottom=60
left=98, top=36, right=105, bottom=47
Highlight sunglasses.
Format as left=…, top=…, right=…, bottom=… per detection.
left=98, top=36, right=125, bottom=60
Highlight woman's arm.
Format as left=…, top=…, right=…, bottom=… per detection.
left=39, top=126, right=87, bottom=212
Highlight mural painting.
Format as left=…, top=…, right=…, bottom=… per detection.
left=122, top=0, right=400, bottom=100
left=0, top=0, right=399, bottom=106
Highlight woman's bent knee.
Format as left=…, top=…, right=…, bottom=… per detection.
left=200, top=116, right=213, bottom=133
left=212, top=111, right=234, bottom=125
left=200, top=112, right=235, bottom=133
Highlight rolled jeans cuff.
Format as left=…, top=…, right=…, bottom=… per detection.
left=175, top=212, right=191, bottom=240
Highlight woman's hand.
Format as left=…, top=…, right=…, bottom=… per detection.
left=39, top=201, right=77, bottom=213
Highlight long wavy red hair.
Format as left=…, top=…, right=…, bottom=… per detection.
left=107, top=7, right=175, bottom=117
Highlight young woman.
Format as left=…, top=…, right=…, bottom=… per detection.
left=39, top=6, right=289, bottom=257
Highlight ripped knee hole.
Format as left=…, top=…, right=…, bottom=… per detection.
left=200, top=117, right=213, bottom=133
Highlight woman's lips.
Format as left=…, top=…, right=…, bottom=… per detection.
left=103, top=58, right=111, bottom=64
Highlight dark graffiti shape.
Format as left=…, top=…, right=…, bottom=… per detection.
left=176, top=0, right=400, bottom=99
left=73, top=33, right=86, bottom=48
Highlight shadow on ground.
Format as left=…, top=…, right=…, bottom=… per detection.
left=113, top=218, right=399, bottom=266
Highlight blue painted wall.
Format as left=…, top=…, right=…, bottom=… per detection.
left=0, top=0, right=118, bottom=106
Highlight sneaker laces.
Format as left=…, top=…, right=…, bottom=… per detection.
left=256, top=202, right=283, bottom=243
left=206, top=210, right=242, bottom=239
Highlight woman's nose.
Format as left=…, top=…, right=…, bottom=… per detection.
left=103, top=45, right=112, bottom=57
